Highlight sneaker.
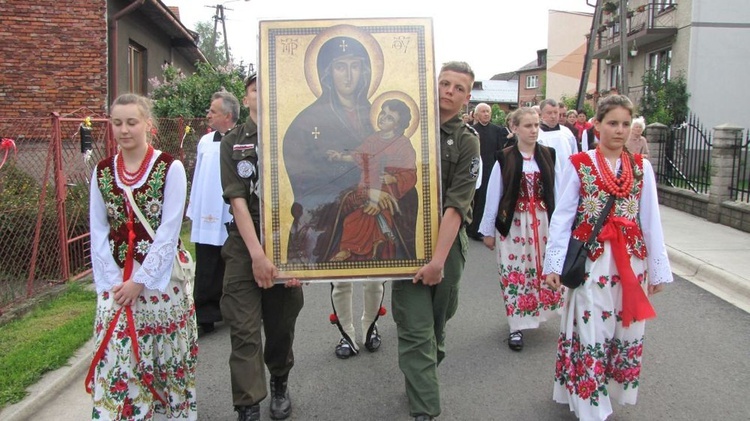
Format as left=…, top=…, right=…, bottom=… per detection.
left=235, top=404, right=260, bottom=421
left=335, top=337, right=358, bottom=359
left=508, top=330, right=524, bottom=351
left=364, top=324, right=382, bottom=352
left=269, top=374, right=292, bottom=420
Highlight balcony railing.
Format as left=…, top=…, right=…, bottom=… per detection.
left=596, top=3, right=677, bottom=52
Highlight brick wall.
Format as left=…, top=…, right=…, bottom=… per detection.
left=517, top=70, right=545, bottom=106
left=0, top=1, right=108, bottom=118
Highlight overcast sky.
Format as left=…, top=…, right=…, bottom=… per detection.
left=164, top=0, right=595, bottom=80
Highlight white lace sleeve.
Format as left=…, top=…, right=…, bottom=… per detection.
left=639, top=160, right=674, bottom=285
left=543, top=157, right=580, bottom=275
left=479, top=162, right=503, bottom=237
left=89, top=169, right=124, bottom=293
left=132, top=161, right=187, bottom=291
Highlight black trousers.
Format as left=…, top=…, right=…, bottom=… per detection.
left=194, top=243, right=225, bottom=324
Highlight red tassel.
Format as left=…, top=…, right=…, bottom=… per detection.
left=329, top=313, right=338, bottom=324
left=378, top=306, right=387, bottom=316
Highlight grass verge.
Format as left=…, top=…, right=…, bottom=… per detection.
left=0, top=282, right=96, bottom=409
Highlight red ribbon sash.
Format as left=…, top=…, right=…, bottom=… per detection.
left=597, top=216, right=656, bottom=327
left=85, top=205, right=166, bottom=408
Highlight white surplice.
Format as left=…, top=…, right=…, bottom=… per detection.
left=186, top=131, right=232, bottom=246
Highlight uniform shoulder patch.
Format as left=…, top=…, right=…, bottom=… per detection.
left=469, top=157, right=480, bottom=180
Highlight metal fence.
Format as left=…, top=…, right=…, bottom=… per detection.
left=657, top=112, right=713, bottom=194
left=0, top=111, right=206, bottom=310
left=731, top=129, right=750, bottom=202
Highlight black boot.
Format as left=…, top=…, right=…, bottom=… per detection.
left=235, top=404, right=260, bottom=421
left=269, top=374, right=292, bottom=420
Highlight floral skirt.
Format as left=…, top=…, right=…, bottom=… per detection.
left=553, top=244, right=648, bottom=421
left=89, top=280, right=198, bottom=420
left=496, top=209, right=563, bottom=331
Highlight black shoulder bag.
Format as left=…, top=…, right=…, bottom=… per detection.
left=560, top=194, right=617, bottom=289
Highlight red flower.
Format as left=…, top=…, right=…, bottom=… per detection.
left=161, top=294, right=170, bottom=302
left=378, top=306, right=387, bottom=316
left=507, top=270, right=524, bottom=285
left=584, top=354, right=594, bottom=368
left=102, top=291, right=110, bottom=300
left=517, top=294, right=539, bottom=312
left=112, top=379, right=128, bottom=393
left=594, top=361, right=605, bottom=376
left=120, top=398, right=133, bottom=419
left=575, top=361, right=586, bottom=377
left=150, top=296, right=159, bottom=304
left=142, top=372, right=154, bottom=385
left=628, top=346, right=638, bottom=360
left=539, top=288, right=556, bottom=305
left=175, top=366, right=185, bottom=379
left=329, top=313, right=338, bottom=324
left=576, top=378, right=597, bottom=400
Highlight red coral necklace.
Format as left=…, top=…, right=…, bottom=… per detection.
left=595, top=147, right=633, bottom=198
left=117, top=145, right=154, bottom=186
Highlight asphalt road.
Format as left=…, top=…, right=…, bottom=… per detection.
left=192, top=240, right=750, bottom=420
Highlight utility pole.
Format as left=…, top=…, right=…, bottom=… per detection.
left=618, top=0, right=629, bottom=95
left=208, top=4, right=232, bottom=64
left=576, top=0, right=603, bottom=111
left=220, top=5, right=230, bottom=63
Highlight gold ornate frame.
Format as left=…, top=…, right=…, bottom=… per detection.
left=258, top=18, right=440, bottom=281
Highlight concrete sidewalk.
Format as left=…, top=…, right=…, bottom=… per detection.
left=660, top=205, right=750, bottom=313
left=1, top=205, right=749, bottom=421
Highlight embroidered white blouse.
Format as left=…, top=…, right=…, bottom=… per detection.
left=478, top=158, right=540, bottom=237
left=542, top=150, right=673, bottom=285
left=89, top=151, right=187, bottom=293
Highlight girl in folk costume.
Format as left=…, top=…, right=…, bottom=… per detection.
left=87, top=94, right=198, bottom=420
left=544, top=95, right=672, bottom=421
left=479, top=107, right=564, bottom=351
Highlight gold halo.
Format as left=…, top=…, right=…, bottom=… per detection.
left=304, top=24, right=384, bottom=99
left=370, top=91, right=420, bottom=139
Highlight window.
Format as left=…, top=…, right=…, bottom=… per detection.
left=655, top=0, right=675, bottom=12
left=525, top=101, right=535, bottom=107
left=526, top=75, right=538, bottom=89
left=128, top=42, right=145, bottom=94
left=649, top=49, right=672, bottom=81
left=608, top=64, right=622, bottom=90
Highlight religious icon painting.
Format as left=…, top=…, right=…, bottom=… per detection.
left=258, top=18, right=441, bottom=281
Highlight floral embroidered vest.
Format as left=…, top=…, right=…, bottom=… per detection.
left=95, top=152, right=174, bottom=268
left=570, top=152, right=647, bottom=261
left=516, top=172, right=548, bottom=214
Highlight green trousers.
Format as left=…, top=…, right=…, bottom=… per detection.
left=221, top=232, right=304, bottom=406
left=391, top=228, right=467, bottom=417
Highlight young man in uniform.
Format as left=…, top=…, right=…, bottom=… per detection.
left=391, top=61, right=481, bottom=421
left=219, top=71, right=304, bottom=421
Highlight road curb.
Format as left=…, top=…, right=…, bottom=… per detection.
left=667, top=246, right=750, bottom=312
left=0, top=337, right=93, bottom=421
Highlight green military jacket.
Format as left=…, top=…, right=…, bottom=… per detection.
left=220, top=116, right=261, bottom=233
left=439, top=114, right=480, bottom=225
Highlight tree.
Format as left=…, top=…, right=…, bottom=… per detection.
left=491, top=104, right=507, bottom=126
left=195, top=20, right=230, bottom=67
left=639, top=63, right=689, bottom=125
left=149, top=61, right=248, bottom=120
left=560, top=95, right=595, bottom=120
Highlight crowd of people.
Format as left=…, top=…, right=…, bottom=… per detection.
left=87, top=55, right=669, bottom=421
